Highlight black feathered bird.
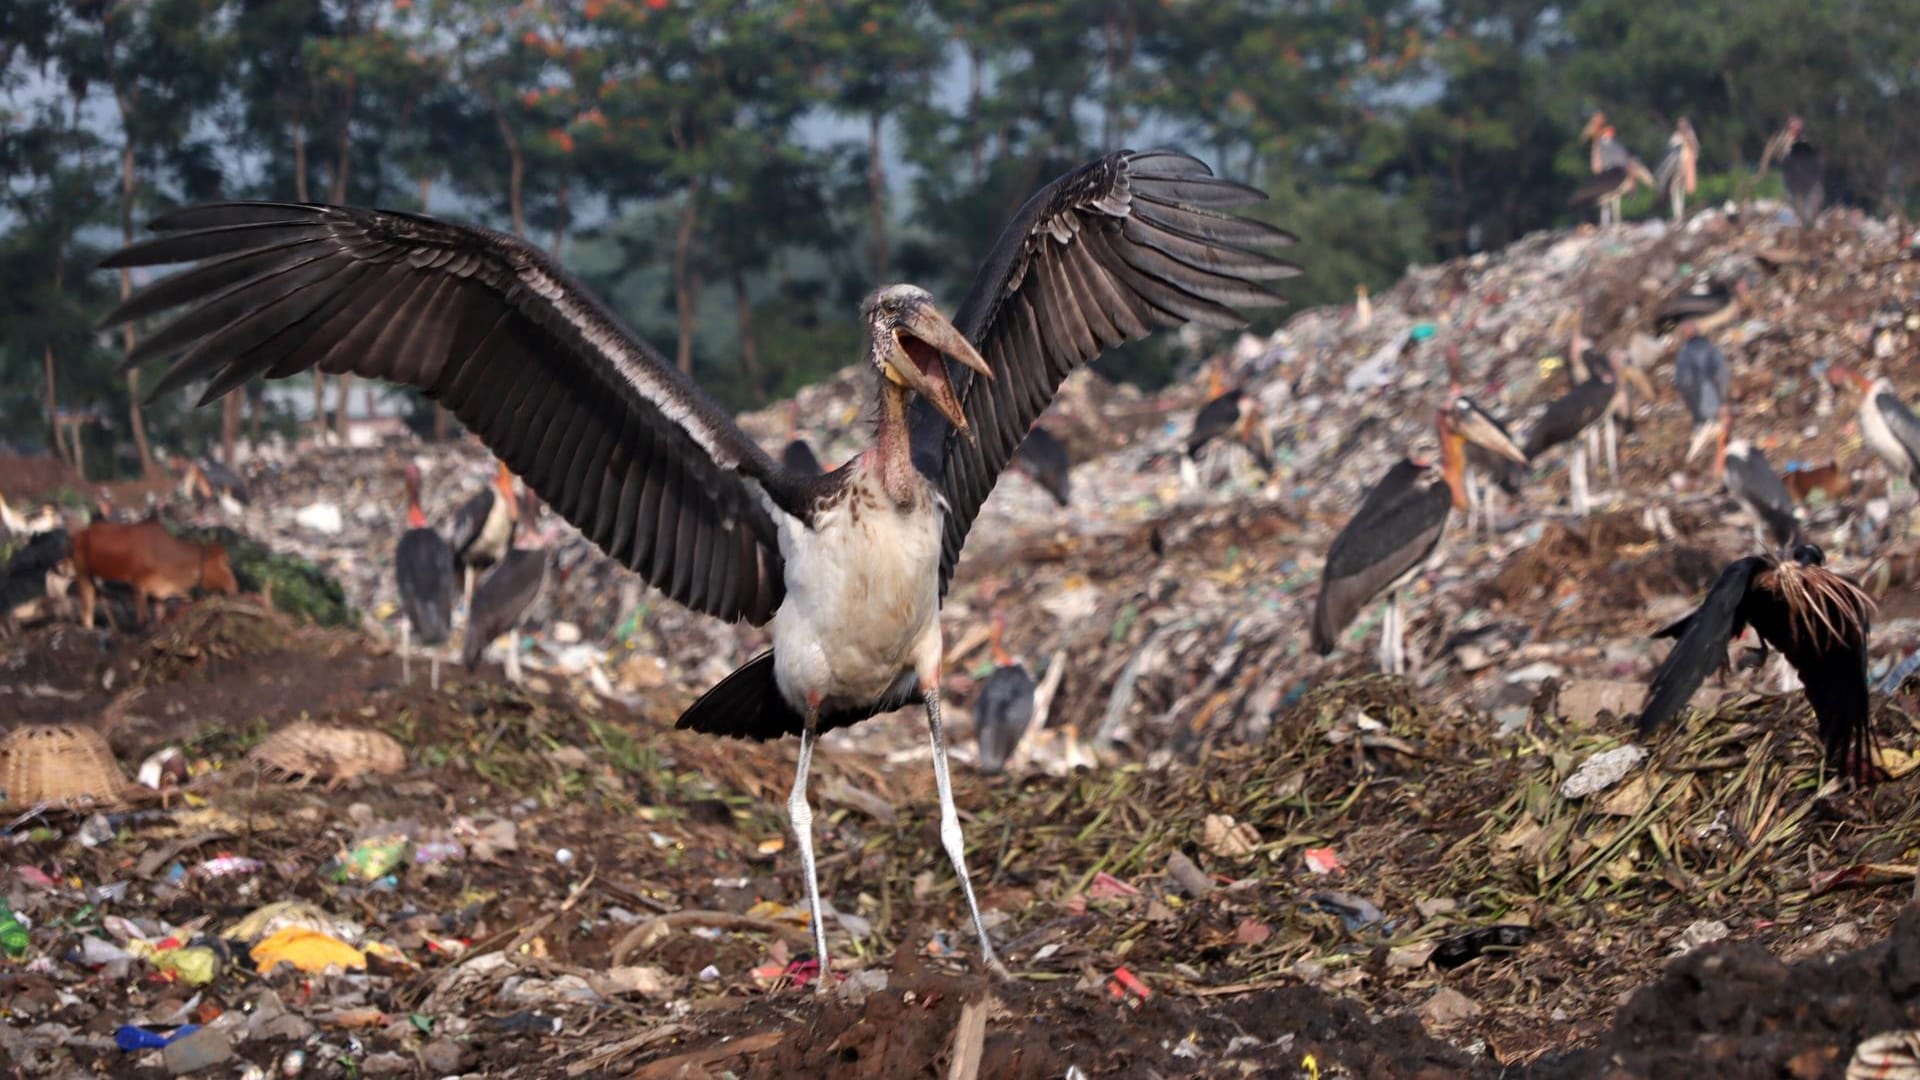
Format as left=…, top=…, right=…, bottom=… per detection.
left=1, top=528, right=72, bottom=633
left=462, top=544, right=550, bottom=684
left=1012, top=426, right=1071, bottom=507
left=395, top=462, right=456, bottom=690
left=1637, top=545, right=1875, bottom=782
left=974, top=612, right=1036, bottom=774
left=96, top=148, right=1297, bottom=985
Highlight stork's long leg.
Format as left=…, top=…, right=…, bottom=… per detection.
left=429, top=652, right=440, bottom=693
left=505, top=633, right=523, bottom=685
left=401, top=621, right=412, bottom=686
left=788, top=708, right=831, bottom=990
left=1570, top=444, right=1590, bottom=517
left=1602, top=414, right=1619, bottom=488
left=923, top=687, right=1010, bottom=978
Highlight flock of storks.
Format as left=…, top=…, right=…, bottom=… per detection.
left=91, top=128, right=1894, bottom=985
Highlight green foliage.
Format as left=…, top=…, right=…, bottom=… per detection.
left=180, top=526, right=356, bottom=629
left=6, top=0, right=1920, bottom=458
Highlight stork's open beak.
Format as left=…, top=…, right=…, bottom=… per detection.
left=890, top=302, right=991, bottom=439
left=1450, top=400, right=1528, bottom=464
left=1581, top=112, right=1607, bottom=140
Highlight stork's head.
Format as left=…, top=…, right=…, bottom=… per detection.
left=1435, top=409, right=1471, bottom=512
left=1676, top=117, right=1694, bottom=136
left=1680, top=320, right=1700, bottom=341
left=1581, top=111, right=1608, bottom=141
left=1787, top=116, right=1804, bottom=139
left=493, top=460, right=519, bottom=520
left=864, top=285, right=991, bottom=436
left=402, top=462, right=427, bottom=527
left=1448, top=397, right=1528, bottom=465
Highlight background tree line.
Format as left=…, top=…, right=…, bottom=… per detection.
left=4, top=0, right=1915, bottom=478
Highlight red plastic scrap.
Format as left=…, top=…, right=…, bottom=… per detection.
left=1107, top=965, right=1151, bottom=1007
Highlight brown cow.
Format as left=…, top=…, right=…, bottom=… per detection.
left=71, top=520, right=238, bottom=630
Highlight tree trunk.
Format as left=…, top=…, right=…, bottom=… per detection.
left=966, top=39, right=983, bottom=184
left=336, top=374, right=354, bottom=442
left=313, top=372, right=327, bottom=440
left=418, top=173, right=432, bottom=210
left=43, top=343, right=61, bottom=463
left=248, top=387, right=262, bottom=449
left=672, top=177, right=703, bottom=375
left=293, top=121, right=309, bottom=202
left=221, top=393, right=240, bottom=465
left=115, top=111, right=155, bottom=479
left=732, top=267, right=759, bottom=398
left=494, top=104, right=527, bottom=237
left=866, top=110, right=887, bottom=281
left=550, top=176, right=569, bottom=258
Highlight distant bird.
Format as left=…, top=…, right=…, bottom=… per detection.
left=1654, top=280, right=1748, bottom=336
left=395, top=463, right=456, bottom=690
left=1354, top=284, right=1372, bottom=329
left=973, top=611, right=1035, bottom=775
left=462, top=539, right=550, bottom=686
left=1721, top=439, right=1800, bottom=549
left=1827, top=367, right=1920, bottom=493
left=780, top=399, right=825, bottom=476
left=1521, top=349, right=1619, bottom=516
left=1443, top=346, right=1527, bottom=536
left=177, top=456, right=250, bottom=512
left=1313, top=404, right=1527, bottom=674
left=1011, top=426, right=1071, bottom=507
left=1574, top=113, right=1656, bottom=226
left=1674, top=325, right=1731, bottom=465
left=781, top=437, right=824, bottom=476
left=1761, top=117, right=1823, bottom=228
left=446, top=459, right=519, bottom=611
left=1652, top=118, right=1700, bottom=222
left=97, top=149, right=1296, bottom=984
left=1186, top=369, right=1272, bottom=479
left=1637, top=545, right=1875, bottom=783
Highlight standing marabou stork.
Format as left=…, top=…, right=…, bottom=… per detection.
left=1184, top=364, right=1272, bottom=483
left=1521, top=348, right=1619, bottom=516
left=1674, top=324, right=1731, bottom=466
left=1636, top=544, right=1875, bottom=783
left=1573, top=113, right=1655, bottom=226
left=96, top=149, right=1296, bottom=984
left=1312, top=403, right=1527, bottom=674
left=1652, top=118, right=1700, bottom=223
left=1827, top=367, right=1920, bottom=500
left=395, top=462, right=456, bottom=690
left=1443, top=346, right=1528, bottom=536
left=1721, top=438, right=1801, bottom=549
left=1654, top=280, right=1748, bottom=336
left=463, top=493, right=551, bottom=686
left=1011, top=426, right=1071, bottom=507
left=973, top=611, right=1036, bottom=775
left=1761, top=117, right=1823, bottom=228
left=447, top=459, right=519, bottom=612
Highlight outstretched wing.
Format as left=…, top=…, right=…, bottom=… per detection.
left=913, top=150, right=1297, bottom=593
left=1636, top=556, right=1766, bottom=738
left=99, top=203, right=790, bottom=624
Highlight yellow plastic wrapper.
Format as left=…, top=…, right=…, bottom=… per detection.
left=251, top=927, right=367, bottom=975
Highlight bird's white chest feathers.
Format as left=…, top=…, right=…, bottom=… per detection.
left=475, top=495, right=514, bottom=557
left=1860, top=396, right=1912, bottom=476
left=771, top=477, right=944, bottom=713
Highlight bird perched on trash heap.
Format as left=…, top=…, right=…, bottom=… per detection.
left=1313, top=402, right=1527, bottom=674
left=394, top=462, right=456, bottom=690
left=96, top=148, right=1296, bottom=986
left=1652, top=117, right=1700, bottom=223
left=1636, top=544, right=1875, bottom=783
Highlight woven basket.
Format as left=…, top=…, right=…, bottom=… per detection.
left=249, top=722, right=406, bottom=785
left=0, top=725, right=130, bottom=811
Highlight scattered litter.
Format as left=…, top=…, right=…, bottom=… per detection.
left=1431, top=926, right=1536, bottom=969
left=1303, top=848, right=1343, bottom=875
left=250, top=928, right=367, bottom=975
left=1558, top=744, right=1648, bottom=799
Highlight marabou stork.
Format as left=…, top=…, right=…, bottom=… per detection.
left=1654, top=280, right=1748, bottom=336
left=1673, top=324, right=1731, bottom=466
left=1312, top=403, right=1527, bottom=674
left=462, top=501, right=550, bottom=686
left=1011, top=426, right=1072, bottom=507
left=1721, top=438, right=1801, bottom=549
left=1827, top=367, right=1920, bottom=496
left=395, top=462, right=456, bottom=690
left=447, top=459, right=519, bottom=612
left=178, top=455, right=251, bottom=511
left=1636, top=544, right=1875, bottom=783
left=1761, top=117, right=1824, bottom=228
left=1185, top=366, right=1272, bottom=482
left=1652, top=118, right=1700, bottom=223
left=96, top=149, right=1296, bottom=984
left=974, top=611, right=1036, bottom=775
left=1573, top=114, right=1655, bottom=226
left=1443, top=345, right=1528, bottom=536
left=1521, top=348, right=1619, bottom=516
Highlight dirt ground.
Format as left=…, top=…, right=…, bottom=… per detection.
left=4, top=599, right=1920, bottom=1079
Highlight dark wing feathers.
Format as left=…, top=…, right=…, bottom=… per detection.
left=1569, top=167, right=1629, bottom=208
left=1746, top=561, right=1874, bottom=776
left=1523, top=378, right=1612, bottom=458
left=461, top=549, right=549, bottom=670
left=1312, top=466, right=1449, bottom=655
left=1635, top=556, right=1765, bottom=738
left=100, top=202, right=788, bottom=625
left=914, top=150, right=1296, bottom=595
left=395, top=527, right=456, bottom=647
